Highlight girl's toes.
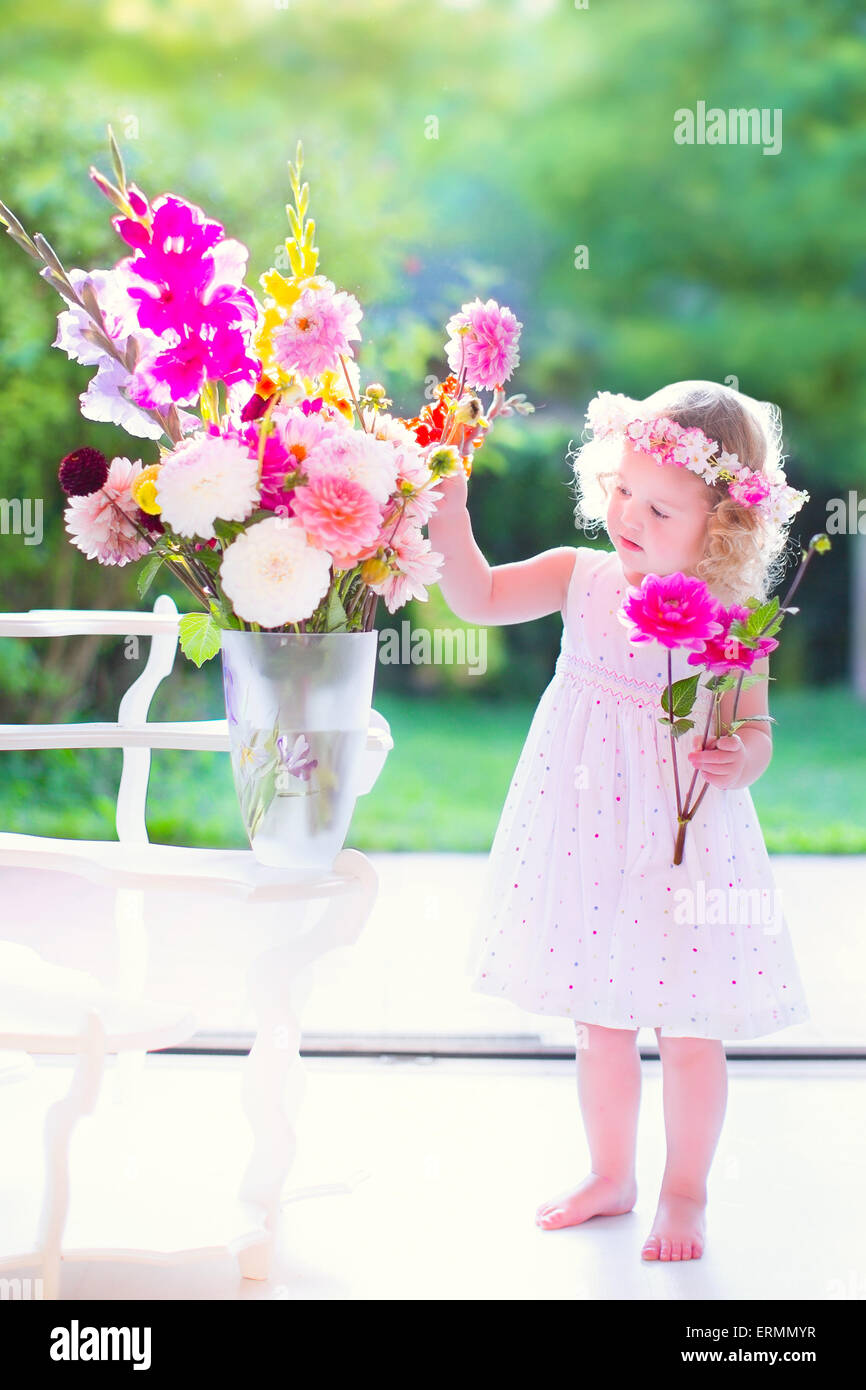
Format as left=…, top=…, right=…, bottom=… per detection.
left=641, top=1237, right=660, bottom=1260
left=537, top=1208, right=562, bottom=1228
left=670, top=1242, right=682, bottom=1261
left=681, top=1245, right=693, bottom=1261
left=659, top=1238, right=672, bottom=1260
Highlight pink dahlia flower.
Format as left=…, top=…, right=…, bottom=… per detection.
left=291, top=473, right=383, bottom=567
left=64, top=456, right=152, bottom=566
left=617, top=571, right=725, bottom=652
left=303, top=428, right=399, bottom=505
left=257, top=406, right=339, bottom=512
left=444, top=298, right=522, bottom=391
left=687, top=604, right=779, bottom=674
left=271, top=280, right=363, bottom=379
left=364, top=521, right=444, bottom=613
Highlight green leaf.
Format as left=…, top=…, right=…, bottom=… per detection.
left=726, top=618, right=755, bottom=647
left=324, top=584, right=350, bottom=633
left=704, top=672, right=738, bottom=693
left=178, top=612, right=222, bottom=666
left=661, top=674, right=700, bottom=717
left=213, top=519, right=248, bottom=544
left=136, top=548, right=168, bottom=599
left=207, top=598, right=243, bottom=631
left=728, top=715, right=777, bottom=732
left=746, top=597, right=779, bottom=636
left=195, top=545, right=223, bottom=573
left=672, top=718, right=695, bottom=737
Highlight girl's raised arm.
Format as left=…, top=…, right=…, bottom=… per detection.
left=427, top=470, right=576, bottom=626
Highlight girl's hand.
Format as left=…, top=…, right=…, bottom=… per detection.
left=436, top=463, right=469, bottom=512
left=687, top=733, right=748, bottom=790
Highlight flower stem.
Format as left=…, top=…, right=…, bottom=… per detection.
left=103, top=494, right=209, bottom=607
left=729, top=669, right=746, bottom=727
left=679, top=690, right=716, bottom=822
left=339, top=354, right=367, bottom=433
left=256, top=390, right=282, bottom=479
left=779, top=539, right=818, bottom=612
left=667, top=649, right=683, bottom=819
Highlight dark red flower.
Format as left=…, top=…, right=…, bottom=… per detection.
left=58, top=447, right=109, bottom=496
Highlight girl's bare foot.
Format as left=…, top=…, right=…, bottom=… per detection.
left=536, top=1172, right=638, bottom=1230
left=641, top=1191, right=706, bottom=1261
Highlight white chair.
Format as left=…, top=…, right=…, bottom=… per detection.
left=0, top=594, right=392, bottom=1293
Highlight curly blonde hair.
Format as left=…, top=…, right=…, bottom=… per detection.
left=568, top=380, right=796, bottom=605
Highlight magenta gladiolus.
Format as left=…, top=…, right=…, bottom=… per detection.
left=119, top=195, right=259, bottom=343
left=617, top=572, right=725, bottom=652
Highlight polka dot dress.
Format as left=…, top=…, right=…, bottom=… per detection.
left=465, top=546, right=810, bottom=1040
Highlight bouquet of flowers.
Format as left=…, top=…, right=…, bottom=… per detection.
left=617, top=534, right=830, bottom=865
left=0, top=130, right=534, bottom=665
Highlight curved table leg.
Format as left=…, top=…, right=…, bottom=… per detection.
left=37, top=1011, right=106, bottom=1300
left=237, top=851, right=379, bottom=1281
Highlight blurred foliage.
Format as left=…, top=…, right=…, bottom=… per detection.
left=1, top=685, right=864, bottom=852
left=0, top=0, right=863, bottom=723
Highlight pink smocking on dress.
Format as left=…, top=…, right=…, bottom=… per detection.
left=466, top=545, right=810, bottom=1040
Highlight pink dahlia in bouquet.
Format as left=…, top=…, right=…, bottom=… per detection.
left=617, top=538, right=829, bottom=865
left=0, top=130, right=535, bottom=664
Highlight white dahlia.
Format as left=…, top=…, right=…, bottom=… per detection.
left=156, top=433, right=260, bottom=540
left=219, top=516, right=332, bottom=627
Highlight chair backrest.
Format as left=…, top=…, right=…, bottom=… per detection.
left=0, top=594, right=194, bottom=844
left=0, top=596, right=393, bottom=847
left=115, top=595, right=181, bottom=842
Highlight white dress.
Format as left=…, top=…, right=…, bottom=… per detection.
left=466, top=545, right=810, bottom=1040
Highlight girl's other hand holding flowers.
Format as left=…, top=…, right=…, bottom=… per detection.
left=687, top=732, right=749, bottom=789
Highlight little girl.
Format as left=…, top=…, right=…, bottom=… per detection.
left=427, top=379, right=810, bottom=1262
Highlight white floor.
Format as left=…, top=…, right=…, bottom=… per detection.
left=2, top=1052, right=864, bottom=1301
left=1, top=853, right=862, bottom=1050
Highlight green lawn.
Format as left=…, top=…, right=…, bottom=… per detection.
left=1, top=685, right=864, bottom=853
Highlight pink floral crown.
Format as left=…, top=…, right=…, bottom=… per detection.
left=585, top=391, right=808, bottom=526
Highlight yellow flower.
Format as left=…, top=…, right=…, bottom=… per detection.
left=131, top=464, right=162, bottom=514
left=360, top=555, right=391, bottom=585
left=254, top=267, right=329, bottom=382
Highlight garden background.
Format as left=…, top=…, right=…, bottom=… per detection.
left=1, top=0, right=864, bottom=851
